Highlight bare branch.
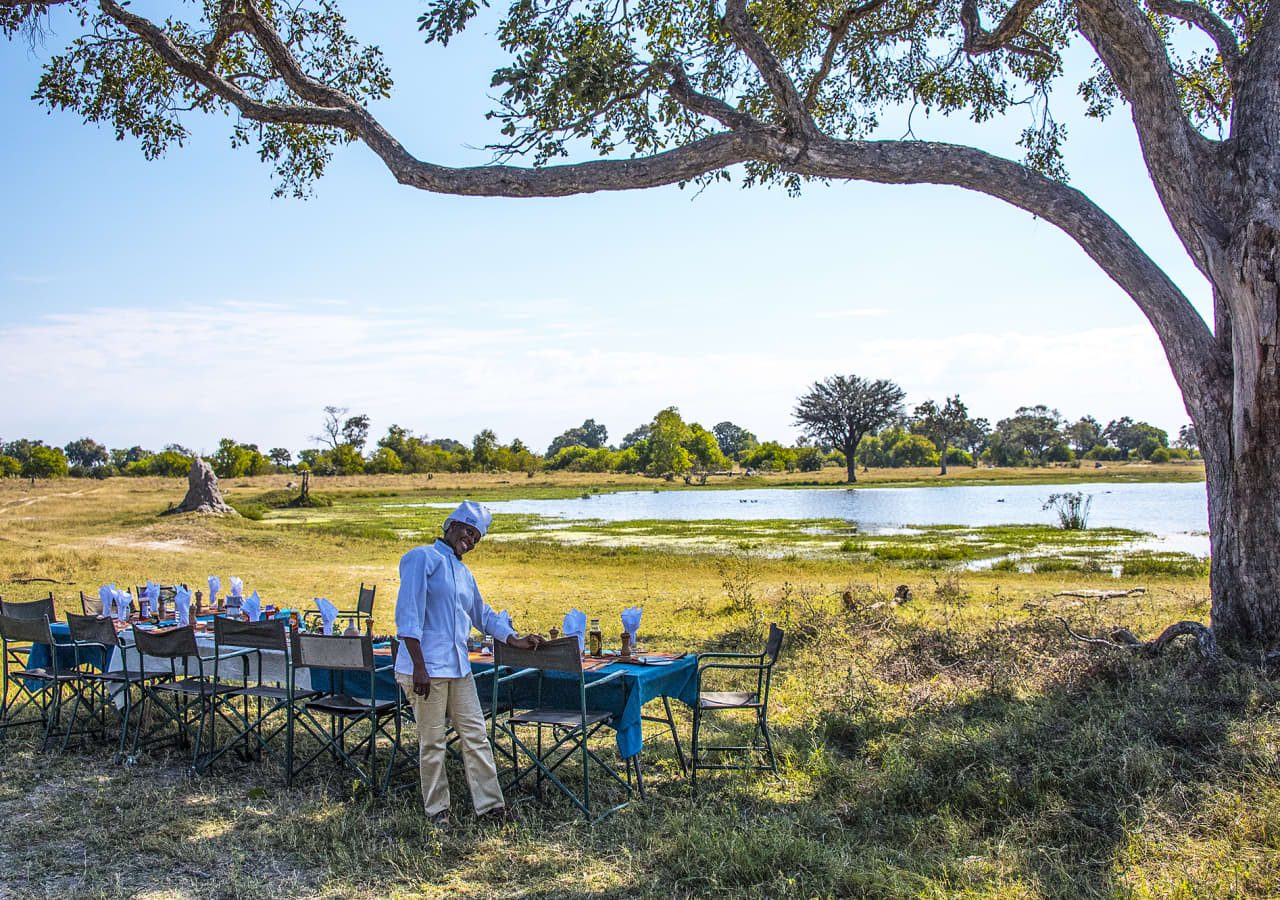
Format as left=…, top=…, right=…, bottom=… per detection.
left=721, top=0, right=817, bottom=139
left=1059, top=617, right=1220, bottom=657
left=1146, top=0, right=1242, bottom=86
left=652, top=59, right=761, bottom=130
left=959, top=0, right=1056, bottom=61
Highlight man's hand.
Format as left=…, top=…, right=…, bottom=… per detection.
left=411, top=664, right=431, bottom=698
left=506, top=633, right=544, bottom=650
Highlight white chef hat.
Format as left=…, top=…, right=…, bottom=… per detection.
left=444, top=499, right=493, bottom=537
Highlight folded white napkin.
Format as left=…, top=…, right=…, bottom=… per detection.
left=314, top=597, right=338, bottom=635
left=230, top=576, right=243, bottom=598
left=98, top=584, right=115, bottom=617
left=142, top=581, right=160, bottom=618
left=114, top=589, right=132, bottom=623
left=563, top=608, right=587, bottom=654
left=241, top=591, right=262, bottom=622
left=621, top=606, right=642, bottom=639
left=174, top=585, right=191, bottom=626
left=208, top=575, right=221, bottom=608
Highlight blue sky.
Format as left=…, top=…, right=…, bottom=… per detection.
left=0, top=5, right=1211, bottom=456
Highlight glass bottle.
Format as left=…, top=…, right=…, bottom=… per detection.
left=588, top=619, right=603, bottom=656
left=621, top=631, right=632, bottom=658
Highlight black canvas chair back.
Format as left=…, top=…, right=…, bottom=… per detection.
left=0, top=613, right=55, bottom=651
left=133, top=625, right=199, bottom=660
left=357, top=583, right=376, bottom=617
left=80, top=592, right=105, bottom=617
left=215, top=617, right=287, bottom=652
left=66, top=613, right=119, bottom=648
left=0, top=595, right=55, bottom=622
left=494, top=636, right=583, bottom=673
left=764, top=623, right=784, bottom=665
left=291, top=632, right=373, bottom=671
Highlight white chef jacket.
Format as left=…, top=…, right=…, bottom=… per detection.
left=394, top=539, right=514, bottom=678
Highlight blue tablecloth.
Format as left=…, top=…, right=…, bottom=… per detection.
left=309, top=654, right=698, bottom=759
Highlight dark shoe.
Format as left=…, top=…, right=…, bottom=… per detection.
left=477, top=804, right=516, bottom=825
left=428, top=809, right=450, bottom=829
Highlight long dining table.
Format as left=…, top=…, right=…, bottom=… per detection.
left=24, top=622, right=699, bottom=766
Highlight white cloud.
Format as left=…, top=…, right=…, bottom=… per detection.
left=0, top=304, right=1191, bottom=452
left=813, top=308, right=890, bottom=319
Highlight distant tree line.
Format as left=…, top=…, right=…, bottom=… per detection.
left=0, top=380, right=1198, bottom=482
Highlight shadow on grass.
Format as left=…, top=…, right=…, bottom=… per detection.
left=660, top=650, right=1274, bottom=898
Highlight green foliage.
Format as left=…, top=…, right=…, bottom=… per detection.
left=546, top=419, right=608, bottom=456
left=646, top=407, right=693, bottom=476
left=329, top=443, right=365, bottom=475
left=22, top=1, right=393, bottom=197
left=21, top=445, right=69, bottom=479
left=365, top=447, right=403, bottom=474
left=63, top=436, right=108, bottom=469
left=742, top=441, right=798, bottom=472
left=123, top=450, right=193, bottom=477
left=712, top=422, right=758, bottom=461
left=211, top=439, right=271, bottom=479
left=0, top=455, right=22, bottom=477
left=889, top=433, right=939, bottom=468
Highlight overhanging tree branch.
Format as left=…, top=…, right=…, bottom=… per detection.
left=1076, top=0, right=1225, bottom=274
left=804, top=0, right=892, bottom=109
left=793, top=134, right=1226, bottom=423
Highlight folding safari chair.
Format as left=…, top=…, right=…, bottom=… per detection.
left=0, top=613, right=97, bottom=752
left=493, top=636, right=632, bottom=821
left=690, top=623, right=784, bottom=792
left=127, top=625, right=249, bottom=771
left=206, top=617, right=318, bottom=783
left=65, top=612, right=155, bottom=760
left=289, top=631, right=403, bottom=794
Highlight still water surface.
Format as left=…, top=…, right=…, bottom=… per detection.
left=473, top=482, right=1207, bottom=540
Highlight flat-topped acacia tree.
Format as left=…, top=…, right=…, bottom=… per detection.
left=3, top=0, right=1276, bottom=649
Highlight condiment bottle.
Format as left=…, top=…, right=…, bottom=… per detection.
left=621, top=631, right=632, bottom=658
left=288, top=611, right=300, bottom=632
left=548, top=626, right=560, bottom=641
left=588, top=619, right=603, bottom=656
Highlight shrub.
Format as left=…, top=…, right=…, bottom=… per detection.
left=0, top=455, right=21, bottom=476
left=1043, top=491, right=1092, bottom=529
left=1148, top=447, right=1172, bottom=463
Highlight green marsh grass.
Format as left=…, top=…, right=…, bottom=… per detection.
left=1, top=472, right=1266, bottom=899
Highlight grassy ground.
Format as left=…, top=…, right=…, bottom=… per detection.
left=3, top=469, right=1276, bottom=899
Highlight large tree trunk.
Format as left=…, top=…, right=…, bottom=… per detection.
left=1200, top=212, right=1280, bottom=651
left=939, top=442, right=949, bottom=476
left=844, top=442, right=857, bottom=483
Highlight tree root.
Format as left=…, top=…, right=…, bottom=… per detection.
left=1058, top=617, right=1219, bottom=658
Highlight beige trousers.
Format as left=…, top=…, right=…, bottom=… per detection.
left=395, top=672, right=504, bottom=817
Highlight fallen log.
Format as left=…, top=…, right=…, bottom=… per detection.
left=1052, top=588, right=1146, bottom=600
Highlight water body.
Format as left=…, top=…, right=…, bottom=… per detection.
left=443, top=481, right=1209, bottom=545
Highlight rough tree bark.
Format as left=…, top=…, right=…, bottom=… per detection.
left=7, top=0, right=1280, bottom=648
